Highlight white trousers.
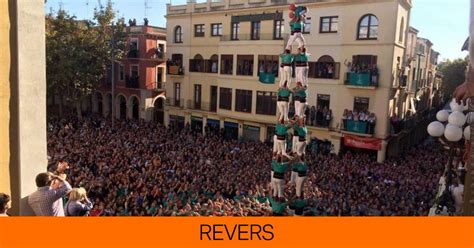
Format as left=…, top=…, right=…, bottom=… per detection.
left=295, top=66, right=309, bottom=87
left=277, top=101, right=289, bottom=122
left=276, top=139, right=287, bottom=156
left=286, top=32, right=306, bottom=51
left=295, top=175, right=307, bottom=198
left=290, top=170, right=298, bottom=185
left=291, top=136, right=299, bottom=153
left=296, top=140, right=307, bottom=155
left=270, top=171, right=274, bottom=190
left=272, top=178, right=285, bottom=198
left=294, top=101, right=307, bottom=117
left=279, top=66, right=292, bottom=87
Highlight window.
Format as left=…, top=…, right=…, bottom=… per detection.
left=194, top=84, right=202, bottom=109
left=303, top=17, right=311, bottom=34
left=274, top=20, right=283, bottom=39
left=194, top=24, right=205, bottom=37
left=258, top=55, right=279, bottom=77
left=156, top=67, right=164, bottom=83
left=174, top=83, right=181, bottom=106
left=256, top=91, right=277, bottom=115
left=231, top=22, right=240, bottom=40
left=219, top=87, right=232, bottom=110
left=237, top=55, right=254, bottom=76
left=206, top=54, right=218, bottom=73
left=220, top=55, right=233, bottom=75
left=174, top=25, right=183, bottom=43
left=235, top=89, right=252, bottom=113
left=358, top=14, right=378, bottom=40
left=190, top=54, right=205, bottom=73
left=119, top=64, right=124, bottom=81
left=211, top=23, right=222, bottom=36
left=251, top=21, right=261, bottom=40
left=354, top=97, right=369, bottom=112
left=320, top=16, right=338, bottom=33
left=128, top=38, right=139, bottom=58
left=351, top=55, right=378, bottom=70
left=399, top=17, right=404, bottom=43
left=308, top=55, right=340, bottom=79
left=317, top=94, right=330, bottom=109
left=130, top=65, right=139, bottom=77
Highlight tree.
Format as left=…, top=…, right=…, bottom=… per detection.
left=438, top=57, right=469, bottom=101
left=46, top=0, right=125, bottom=119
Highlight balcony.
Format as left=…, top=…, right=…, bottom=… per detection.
left=151, top=49, right=166, bottom=62
left=220, top=33, right=287, bottom=42
left=165, top=97, right=185, bottom=108
left=168, top=65, right=185, bottom=76
left=345, top=72, right=378, bottom=89
left=186, top=100, right=217, bottom=112
left=125, top=75, right=140, bottom=88
left=155, top=81, right=166, bottom=91
left=127, top=49, right=139, bottom=59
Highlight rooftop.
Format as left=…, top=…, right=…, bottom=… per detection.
left=167, top=0, right=412, bottom=15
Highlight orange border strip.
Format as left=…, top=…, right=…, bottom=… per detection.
left=1, top=217, right=474, bottom=248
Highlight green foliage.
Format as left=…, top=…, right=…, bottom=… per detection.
left=46, top=1, right=125, bottom=117
left=438, top=57, right=468, bottom=98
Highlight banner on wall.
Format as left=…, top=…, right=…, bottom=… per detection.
left=344, top=135, right=382, bottom=151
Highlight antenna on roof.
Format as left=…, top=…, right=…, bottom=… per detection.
left=144, top=0, right=152, bottom=18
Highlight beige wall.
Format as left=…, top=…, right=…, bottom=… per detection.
left=166, top=0, right=411, bottom=159
left=2, top=0, right=47, bottom=215
left=0, top=0, right=11, bottom=196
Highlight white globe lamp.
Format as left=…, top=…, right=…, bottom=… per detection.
left=436, top=110, right=449, bottom=122
left=444, top=124, right=463, bottom=142
left=448, top=111, right=467, bottom=127
left=427, top=121, right=444, bottom=137
left=464, top=126, right=471, bottom=140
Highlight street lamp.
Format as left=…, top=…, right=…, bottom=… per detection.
left=427, top=100, right=469, bottom=215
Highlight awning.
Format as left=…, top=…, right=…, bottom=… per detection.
left=207, top=119, right=220, bottom=125
left=344, top=135, right=382, bottom=151
left=224, top=121, right=238, bottom=128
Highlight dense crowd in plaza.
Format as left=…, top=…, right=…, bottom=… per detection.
left=28, top=114, right=446, bottom=216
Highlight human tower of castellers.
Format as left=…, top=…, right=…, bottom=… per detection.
left=270, top=4, right=310, bottom=216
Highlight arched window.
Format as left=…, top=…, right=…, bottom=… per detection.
left=399, top=17, right=404, bottom=43
left=357, top=14, right=378, bottom=40
left=190, top=54, right=204, bottom=72
left=174, top=25, right=183, bottom=43
left=317, top=55, right=335, bottom=63
left=209, top=54, right=219, bottom=73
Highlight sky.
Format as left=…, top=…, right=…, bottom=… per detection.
left=45, top=0, right=469, bottom=61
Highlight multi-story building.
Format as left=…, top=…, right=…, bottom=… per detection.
left=94, top=24, right=167, bottom=122
left=165, top=0, right=412, bottom=162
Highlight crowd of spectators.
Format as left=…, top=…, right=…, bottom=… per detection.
left=36, top=114, right=448, bottom=216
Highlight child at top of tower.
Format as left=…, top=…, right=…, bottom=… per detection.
left=286, top=4, right=307, bottom=51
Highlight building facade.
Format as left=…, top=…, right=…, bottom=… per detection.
left=165, top=0, right=412, bottom=162
left=94, top=25, right=167, bottom=122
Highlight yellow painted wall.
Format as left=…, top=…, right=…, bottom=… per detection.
left=0, top=0, right=11, bottom=195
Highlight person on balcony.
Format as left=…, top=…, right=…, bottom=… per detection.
left=370, top=65, right=379, bottom=86
left=310, top=106, right=316, bottom=126
left=293, top=82, right=308, bottom=118
left=295, top=48, right=309, bottom=88
left=277, top=83, right=291, bottom=122
left=341, top=109, right=348, bottom=130
left=325, top=108, right=333, bottom=128
left=368, top=113, right=376, bottom=135
left=279, top=49, right=294, bottom=87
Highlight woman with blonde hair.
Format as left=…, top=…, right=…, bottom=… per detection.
left=65, top=187, right=93, bottom=216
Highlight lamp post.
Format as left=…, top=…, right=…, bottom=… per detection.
left=428, top=100, right=470, bottom=215
left=110, top=22, right=116, bottom=129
